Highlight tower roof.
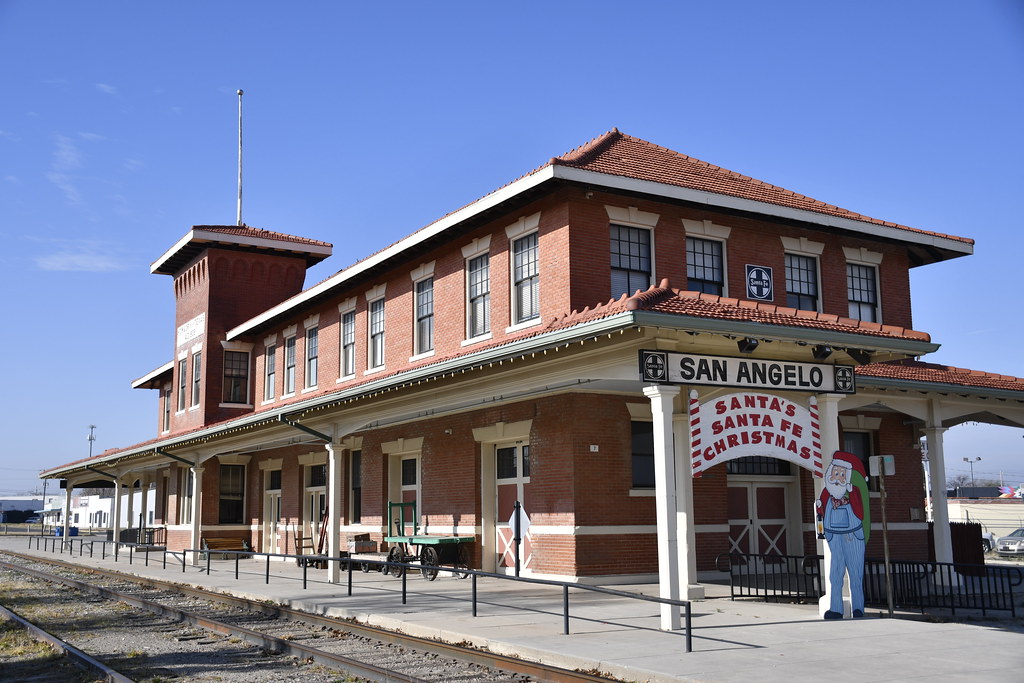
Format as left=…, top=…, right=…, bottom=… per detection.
left=151, top=225, right=332, bottom=275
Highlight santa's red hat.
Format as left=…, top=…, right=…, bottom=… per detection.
left=828, top=451, right=866, bottom=478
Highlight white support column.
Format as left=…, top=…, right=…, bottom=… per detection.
left=326, top=441, right=343, bottom=584
left=62, top=484, right=72, bottom=549
left=644, top=384, right=682, bottom=631
left=924, top=425, right=953, bottom=563
left=674, top=404, right=704, bottom=600
left=126, top=478, right=136, bottom=532
left=815, top=393, right=843, bottom=618
left=112, top=478, right=123, bottom=546
left=189, top=465, right=204, bottom=566
left=140, top=475, right=150, bottom=533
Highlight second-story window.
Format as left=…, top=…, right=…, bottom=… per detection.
left=369, top=298, right=386, bottom=369
left=305, top=327, right=318, bottom=388
left=222, top=350, right=249, bottom=404
left=341, top=310, right=356, bottom=377
left=162, top=385, right=171, bottom=431
left=415, top=278, right=434, bottom=355
left=686, top=236, right=724, bottom=295
left=610, top=224, right=651, bottom=298
left=847, top=263, right=879, bottom=322
left=785, top=253, right=819, bottom=311
left=467, top=253, right=490, bottom=338
left=512, top=233, right=539, bottom=324
left=177, top=358, right=187, bottom=412
left=284, top=336, right=296, bottom=394
left=191, top=352, right=202, bottom=407
left=264, top=344, right=276, bottom=400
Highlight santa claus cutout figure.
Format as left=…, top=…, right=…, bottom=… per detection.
left=816, top=451, right=871, bottom=619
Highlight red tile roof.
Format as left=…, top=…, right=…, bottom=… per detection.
left=856, top=359, right=1024, bottom=393
left=543, top=279, right=932, bottom=343
left=548, top=130, right=973, bottom=246
left=194, top=225, right=332, bottom=249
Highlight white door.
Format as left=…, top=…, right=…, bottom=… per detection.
left=727, top=482, right=789, bottom=556
left=494, top=444, right=531, bottom=570
left=264, top=491, right=282, bottom=554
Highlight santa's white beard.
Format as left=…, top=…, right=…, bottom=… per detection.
left=825, top=477, right=852, bottom=500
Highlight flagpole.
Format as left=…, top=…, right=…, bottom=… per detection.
left=236, top=89, right=243, bottom=227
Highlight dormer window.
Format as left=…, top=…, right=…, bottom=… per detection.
left=222, top=350, right=250, bottom=404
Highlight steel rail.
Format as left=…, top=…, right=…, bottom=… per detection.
left=1, top=558, right=424, bottom=683
left=0, top=601, right=133, bottom=683
left=0, top=552, right=617, bottom=683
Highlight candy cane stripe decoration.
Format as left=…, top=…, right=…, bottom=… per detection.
left=689, top=390, right=702, bottom=477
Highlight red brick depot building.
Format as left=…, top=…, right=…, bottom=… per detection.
left=42, top=130, right=1024, bottom=624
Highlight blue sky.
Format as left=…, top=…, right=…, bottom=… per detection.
left=2, top=1, right=1023, bottom=496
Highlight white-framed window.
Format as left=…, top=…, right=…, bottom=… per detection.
left=780, top=237, right=824, bottom=313
left=162, top=384, right=172, bottom=432
left=846, top=263, right=879, bottom=322
left=785, top=253, right=819, bottom=311
left=496, top=443, right=530, bottom=483
left=610, top=224, right=651, bottom=298
left=283, top=335, right=296, bottom=394
left=414, top=277, right=434, bottom=355
left=177, top=358, right=187, bottom=412
left=305, top=326, right=318, bottom=389
left=844, top=247, right=883, bottom=323
left=341, top=310, right=356, bottom=377
left=264, top=343, right=277, bottom=400
left=222, top=350, right=250, bottom=404
left=467, top=253, right=490, bottom=339
left=369, top=298, right=385, bottom=369
left=190, top=352, right=202, bottom=407
left=512, top=232, right=539, bottom=324
left=178, top=468, right=193, bottom=525
left=686, top=236, right=725, bottom=295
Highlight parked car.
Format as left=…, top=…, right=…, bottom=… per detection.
left=995, top=528, right=1024, bottom=557
left=23, top=516, right=40, bottom=524
left=982, top=531, right=996, bottom=552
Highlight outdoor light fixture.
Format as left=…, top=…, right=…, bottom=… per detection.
left=737, top=337, right=759, bottom=354
left=846, top=348, right=872, bottom=364
left=963, top=456, right=981, bottom=486
left=812, top=345, right=833, bottom=360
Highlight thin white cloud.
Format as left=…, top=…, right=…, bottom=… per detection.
left=52, top=135, right=81, bottom=171
left=32, top=238, right=132, bottom=272
left=47, top=135, right=83, bottom=203
left=78, top=132, right=105, bottom=142
left=46, top=171, right=81, bottom=203
left=96, top=83, right=118, bottom=95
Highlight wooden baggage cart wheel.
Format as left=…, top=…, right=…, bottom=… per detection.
left=420, top=545, right=440, bottom=581
left=385, top=546, right=405, bottom=578
left=454, top=543, right=471, bottom=579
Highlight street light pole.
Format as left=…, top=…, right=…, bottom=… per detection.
left=963, top=456, right=981, bottom=487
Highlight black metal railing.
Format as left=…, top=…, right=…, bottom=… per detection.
left=22, top=535, right=693, bottom=651
left=717, top=551, right=1022, bottom=617
left=715, top=552, right=822, bottom=602
left=864, top=558, right=1022, bottom=617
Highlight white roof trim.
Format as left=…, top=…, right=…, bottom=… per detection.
left=554, top=166, right=973, bottom=256
left=226, top=165, right=557, bottom=339
left=131, top=360, right=174, bottom=389
left=226, top=159, right=970, bottom=340
left=151, top=228, right=332, bottom=274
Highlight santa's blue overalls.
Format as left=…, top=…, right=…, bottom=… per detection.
left=823, top=496, right=865, bottom=617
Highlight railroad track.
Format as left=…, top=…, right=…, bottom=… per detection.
left=0, top=551, right=618, bottom=682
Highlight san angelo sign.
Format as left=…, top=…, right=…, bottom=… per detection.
left=637, top=350, right=846, bottom=477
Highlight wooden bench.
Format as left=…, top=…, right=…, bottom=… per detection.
left=201, top=537, right=251, bottom=559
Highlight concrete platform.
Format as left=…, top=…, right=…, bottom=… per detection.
left=2, top=534, right=1022, bottom=682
